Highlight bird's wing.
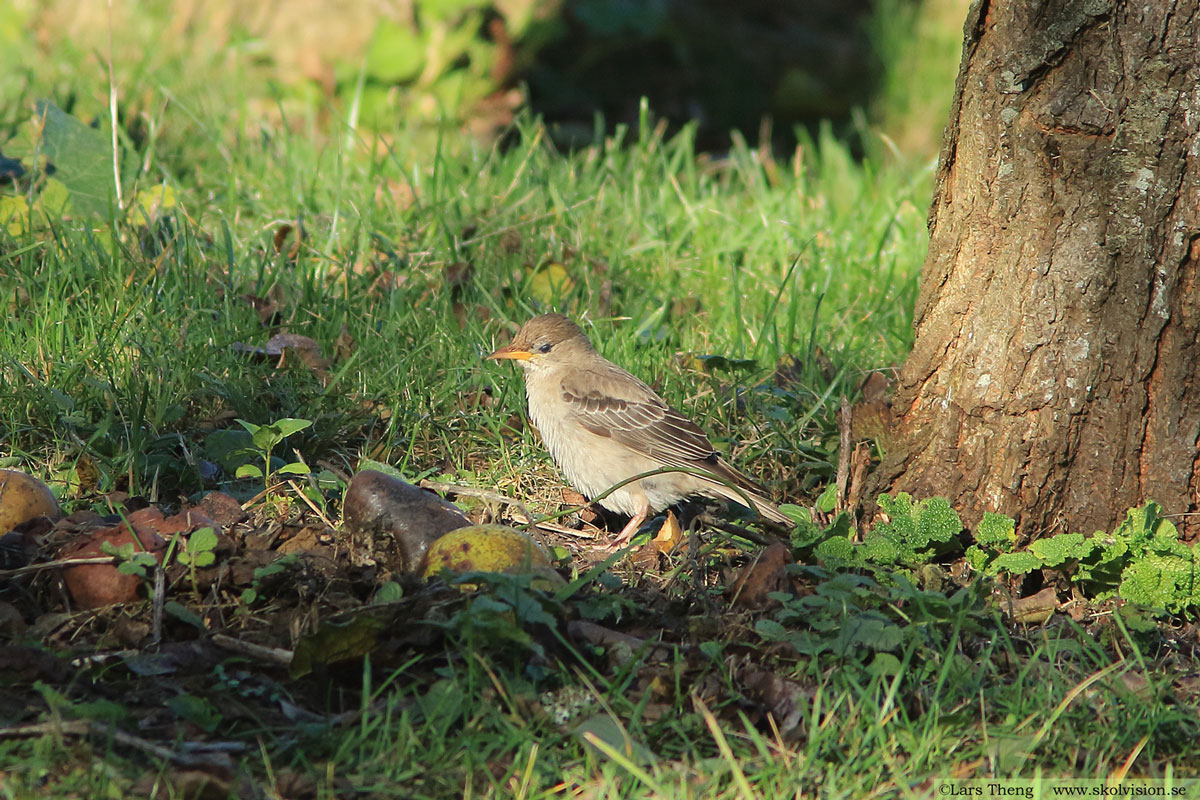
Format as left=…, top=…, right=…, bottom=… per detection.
left=558, top=362, right=786, bottom=520
left=558, top=364, right=718, bottom=467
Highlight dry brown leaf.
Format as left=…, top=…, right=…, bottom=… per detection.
left=726, top=542, right=792, bottom=610
left=1005, top=586, right=1059, bottom=624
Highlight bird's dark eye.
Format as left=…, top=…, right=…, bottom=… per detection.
left=537, top=342, right=552, bottom=354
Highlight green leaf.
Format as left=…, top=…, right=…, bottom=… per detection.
left=859, top=534, right=900, bottom=565
left=189, top=527, right=218, bottom=554
left=974, top=512, right=1016, bottom=551
left=815, top=483, right=838, bottom=513
left=867, top=652, right=902, bottom=677
left=166, top=694, right=222, bottom=732
left=236, top=464, right=263, bottom=479
left=276, top=461, right=311, bottom=475
left=73, top=699, right=129, bottom=722
left=870, top=493, right=962, bottom=563
left=1030, top=532, right=1098, bottom=567
left=990, top=551, right=1043, bottom=575
left=365, top=18, right=426, bottom=83
left=270, top=418, right=314, bottom=439
left=291, top=612, right=388, bottom=678
left=836, top=611, right=903, bottom=652
left=814, top=535, right=854, bottom=566
left=0, top=194, right=29, bottom=235
left=37, top=177, right=73, bottom=217
left=165, top=600, right=206, bottom=630
left=754, top=618, right=791, bottom=642
left=204, top=428, right=256, bottom=471
left=100, top=540, right=135, bottom=560
left=373, top=581, right=403, bottom=604
left=33, top=101, right=119, bottom=217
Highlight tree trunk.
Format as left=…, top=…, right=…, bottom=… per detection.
left=864, top=0, right=1200, bottom=540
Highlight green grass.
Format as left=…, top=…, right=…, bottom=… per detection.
left=0, top=97, right=929, bottom=502
left=2, top=5, right=1198, bottom=798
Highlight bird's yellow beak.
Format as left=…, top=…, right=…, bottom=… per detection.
left=487, top=344, right=533, bottom=361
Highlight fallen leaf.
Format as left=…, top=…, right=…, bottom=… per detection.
left=726, top=542, right=792, bottom=609
left=1005, top=586, right=1058, bottom=624
left=649, top=510, right=683, bottom=555
left=526, top=261, right=574, bottom=304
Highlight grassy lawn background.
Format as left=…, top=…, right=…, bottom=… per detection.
left=2, top=3, right=1198, bottom=797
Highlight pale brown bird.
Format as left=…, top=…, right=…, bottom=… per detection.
left=488, top=313, right=791, bottom=548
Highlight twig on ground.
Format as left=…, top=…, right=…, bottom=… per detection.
left=286, top=479, right=336, bottom=529
left=0, top=556, right=113, bottom=579
left=210, top=633, right=293, bottom=666
left=837, top=396, right=851, bottom=513
left=0, top=719, right=243, bottom=768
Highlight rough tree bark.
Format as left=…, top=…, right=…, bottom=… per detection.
left=863, top=0, right=1200, bottom=539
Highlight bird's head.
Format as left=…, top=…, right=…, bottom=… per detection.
left=487, top=313, right=595, bottom=372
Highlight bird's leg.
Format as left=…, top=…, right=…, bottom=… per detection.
left=601, top=509, right=648, bottom=552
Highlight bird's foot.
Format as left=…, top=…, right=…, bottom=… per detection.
left=598, top=511, right=647, bottom=553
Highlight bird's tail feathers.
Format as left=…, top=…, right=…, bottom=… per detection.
left=704, top=461, right=792, bottom=526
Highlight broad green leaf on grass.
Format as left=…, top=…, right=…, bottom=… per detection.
left=72, top=699, right=130, bottom=722
left=365, top=19, right=426, bottom=83
left=573, top=713, right=656, bottom=765
left=183, top=528, right=218, bottom=568
left=418, top=678, right=467, bottom=732
left=240, top=417, right=313, bottom=450
left=38, top=177, right=72, bottom=215
left=859, top=533, right=900, bottom=565
left=836, top=611, right=903, bottom=653
left=814, top=534, right=854, bottom=565
left=130, top=184, right=178, bottom=225
left=267, top=417, right=314, bottom=439
left=356, top=459, right=407, bottom=480
left=0, top=194, right=29, bottom=235
left=527, top=261, right=574, bottom=304
left=779, top=504, right=809, bottom=524
left=868, top=652, right=902, bottom=677
left=33, top=100, right=124, bottom=217
left=203, top=429, right=256, bottom=472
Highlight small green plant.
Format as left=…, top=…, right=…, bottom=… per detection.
left=790, top=492, right=962, bottom=570
left=171, top=527, right=218, bottom=596
left=239, top=553, right=301, bottom=605
left=755, top=569, right=986, bottom=669
left=99, top=540, right=159, bottom=578
left=988, top=501, right=1200, bottom=615
left=787, top=493, right=1198, bottom=618
left=234, top=418, right=313, bottom=487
